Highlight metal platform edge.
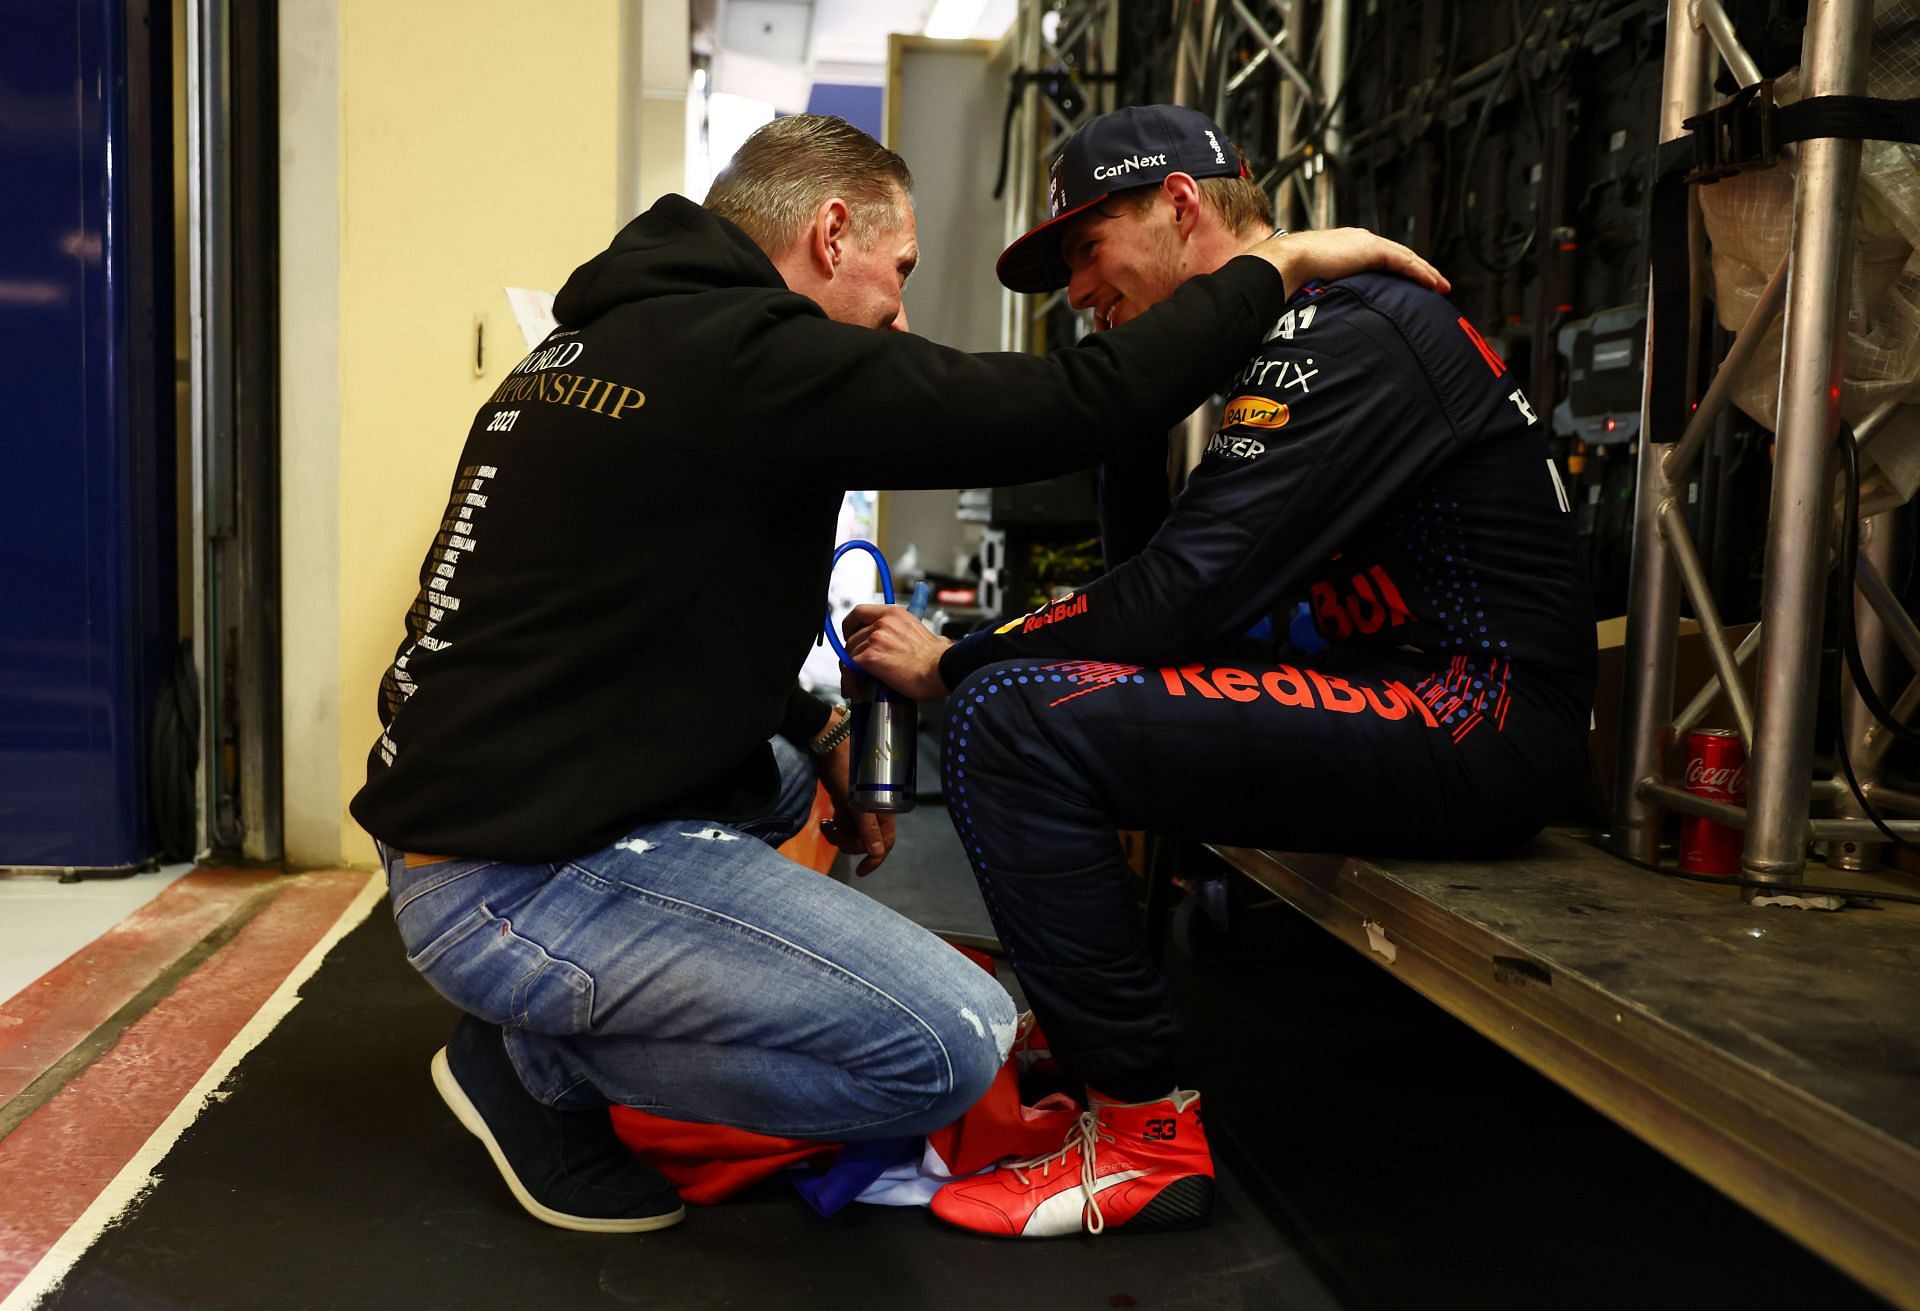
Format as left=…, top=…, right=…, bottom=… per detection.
left=1207, top=843, right=1920, bottom=1309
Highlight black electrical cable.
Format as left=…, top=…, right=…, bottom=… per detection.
left=1457, top=0, right=1549, bottom=275
left=1507, top=0, right=1547, bottom=142
left=1430, top=3, right=1464, bottom=247
left=1538, top=0, right=1606, bottom=96
left=1830, top=423, right=1920, bottom=857
left=992, top=80, right=1022, bottom=201
left=1836, top=426, right=1920, bottom=746
left=1360, top=0, right=1396, bottom=231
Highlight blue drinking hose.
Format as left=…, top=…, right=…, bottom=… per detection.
left=824, top=539, right=895, bottom=666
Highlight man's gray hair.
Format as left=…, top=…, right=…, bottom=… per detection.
left=704, top=115, right=914, bottom=255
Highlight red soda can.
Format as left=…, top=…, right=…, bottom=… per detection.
left=1679, top=728, right=1748, bottom=875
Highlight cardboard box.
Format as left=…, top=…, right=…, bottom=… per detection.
left=1588, top=615, right=1759, bottom=822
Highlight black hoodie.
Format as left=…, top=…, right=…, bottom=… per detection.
left=349, top=195, right=1291, bottom=862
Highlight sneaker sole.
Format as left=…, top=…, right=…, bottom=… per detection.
left=431, top=1047, right=686, bottom=1234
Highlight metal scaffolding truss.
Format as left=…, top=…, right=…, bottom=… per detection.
left=998, top=0, right=1121, bottom=353
left=999, top=0, right=1351, bottom=355
left=1161, top=0, right=1346, bottom=231
left=1000, top=0, right=1352, bottom=481
left=1610, top=0, right=1908, bottom=893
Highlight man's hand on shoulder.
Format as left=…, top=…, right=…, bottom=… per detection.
left=843, top=604, right=952, bottom=700
left=1249, top=228, right=1450, bottom=297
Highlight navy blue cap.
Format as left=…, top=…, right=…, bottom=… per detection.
left=996, top=104, right=1248, bottom=294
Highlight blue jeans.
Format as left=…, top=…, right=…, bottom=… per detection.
left=379, top=738, right=1015, bottom=1140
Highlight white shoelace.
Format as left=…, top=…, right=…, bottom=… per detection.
left=1009, top=1108, right=1116, bottom=1235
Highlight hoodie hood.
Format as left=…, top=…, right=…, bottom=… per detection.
left=553, top=194, right=789, bottom=326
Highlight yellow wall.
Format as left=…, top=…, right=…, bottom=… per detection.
left=282, top=0, right=628, bottom=868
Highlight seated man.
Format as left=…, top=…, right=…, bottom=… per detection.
left=845, top=105, right=1596, bottom=1239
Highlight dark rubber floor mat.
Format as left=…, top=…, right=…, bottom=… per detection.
left=39, top=908, right=1337, bottom=1311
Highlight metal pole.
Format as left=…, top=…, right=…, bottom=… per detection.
left=1172, top=0, right=1217, bottom=108
left=1854, top=397, right=1898, bottom=449
left=1642, top=780, right=1920, bottom=841
left=1809, top=816, right=1920, bottom=841
left=1673, top=622, right=1762, bottom=739
left=1859, top=783, right=1920, bottom=815
left=1862, top=675, right=1920, bottom=769
left=1170, top=1, right=1226, bottom=486
left=1276, top=2, right=1305, bottom=232
left=1691, top=0, right=1763, bottom=87
left=1608, top=1, right=1714, bottom=864
left=1659, top=503, right=1756, bottom=746
left=1830, top=510, right=1898, bottom=871
left=1856, top=551, right=1920, bottom=674
left=1002, top=0, right=1041, bottom=355
left=1101, top=0, right=1120, bottom=116
left=1663, top=255, right=1788, bottom=482
left=1742, top=0, right=1873, bottom=884
left=1313, top=0, right=1346, bottom=230
left=1227, top=0, right=1316, bottom=109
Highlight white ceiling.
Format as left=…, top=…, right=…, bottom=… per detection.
left=811, top=0, right=1016, bottom=66
left=703, top=0, right=1018, bottom=97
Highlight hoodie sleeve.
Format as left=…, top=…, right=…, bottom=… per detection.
left=775, top=684, right=833, bottom=748
left=707, top=256, right=1288, bottom=490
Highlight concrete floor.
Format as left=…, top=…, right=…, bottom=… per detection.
left=0, top=864, right=191, bottom=1004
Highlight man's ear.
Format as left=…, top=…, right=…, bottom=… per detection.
left=1163, top=173, right=1204, bottom=238
left=805, top=197, right=853, bottom=280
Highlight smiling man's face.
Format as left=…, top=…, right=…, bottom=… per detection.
left=1059, top=190, right=1187, bottom=331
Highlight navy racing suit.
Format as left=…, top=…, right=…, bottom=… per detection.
left=934, top=272, right=1596, bottom=1099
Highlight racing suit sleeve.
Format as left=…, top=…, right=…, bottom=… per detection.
left=937, top=298, right=1460, bottom=687
left=709, top=256, right=1287, bottom=490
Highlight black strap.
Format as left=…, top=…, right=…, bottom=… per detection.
left=1682, top=80, right=1920, bottom=183
left=1777, top=93, right=1920, bottom=147
left=1645, top=137, right=1697, bottom=445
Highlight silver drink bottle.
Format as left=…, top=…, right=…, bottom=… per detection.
left=847, top=678, right=916, bottom=813
left=824, top=538, right=917, bottom=813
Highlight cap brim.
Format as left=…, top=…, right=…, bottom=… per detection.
left=994, top=195, right=1108, bottom=294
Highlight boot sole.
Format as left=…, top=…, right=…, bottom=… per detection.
left=431, top=1047, right=686, bottom=1234
left=1124, top=1173, right=1215, bottom=1232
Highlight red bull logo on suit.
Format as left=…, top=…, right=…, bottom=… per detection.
left=1158, top=664, right=1439, bottom=726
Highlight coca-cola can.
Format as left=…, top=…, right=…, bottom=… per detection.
left=1679, top=728, right=1748, bottom=875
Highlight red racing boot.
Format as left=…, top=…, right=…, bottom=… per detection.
left=930, top=1089, right=1215, bottom=1238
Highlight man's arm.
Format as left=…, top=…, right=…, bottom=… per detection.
left=702, top=231, right=1447, bottom=492
left=846, top=298, right=1457, bottom=693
